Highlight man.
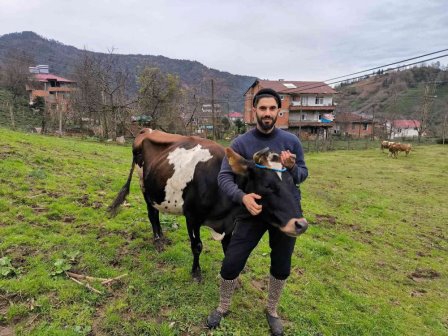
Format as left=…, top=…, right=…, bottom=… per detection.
left=206, top=88, right=308, bottom=335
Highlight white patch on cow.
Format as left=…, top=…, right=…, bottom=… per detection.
left=153, top=145, right=213, bottom=215
left=269, top=161, right=284, bottom=180
left=266, top=152, right=284, bottom=180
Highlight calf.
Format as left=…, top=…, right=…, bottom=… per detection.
left=108, top=129, right=307, bottom=280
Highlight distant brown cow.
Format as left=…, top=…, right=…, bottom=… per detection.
left=388, top=143, right=400, bottom=158
left=398, top=143, right=412, bottom=156
left=388, top=143, right=412, bottom=158
left=381, top=140, right=395, bottom=152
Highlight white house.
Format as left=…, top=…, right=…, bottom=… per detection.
left=388, top=120, right=421, bottom=139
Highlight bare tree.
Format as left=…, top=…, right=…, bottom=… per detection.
left=72, top=50, right=136, bottom=138
left=0, top=50, right=34, bottom=128
left=415, top=82, right=438, bottom=142
left=137, top=67, right=184, bottom=131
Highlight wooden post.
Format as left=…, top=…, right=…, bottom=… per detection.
left=9, top=102, right=15, bottom=129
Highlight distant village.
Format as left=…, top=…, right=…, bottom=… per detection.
left=14, top=63, right=423, bottom=142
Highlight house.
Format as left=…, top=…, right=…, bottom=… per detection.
left=228, top=111, right=243, bottom=122
left=244, top=79, right=337, bottom=138
left=26, top=65, right=76, bottom=113
left=388, top=120, right=421, bottom=139
left=333, top=112, right=375, bottom=138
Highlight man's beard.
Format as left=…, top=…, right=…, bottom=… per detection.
left=256, top=114, right=277, bottom=131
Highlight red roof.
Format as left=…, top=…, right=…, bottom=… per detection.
left=33, top=73, right=75, bottom=83
left=228, top=112, right=243, bottom=118
left=392, top=120, right=420, bottom=128
left=256, top=80, right=337, bottom=94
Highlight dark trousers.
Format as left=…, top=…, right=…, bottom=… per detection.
left=220, top=216, right=297, bottom=281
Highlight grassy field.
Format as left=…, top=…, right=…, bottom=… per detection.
left=0, top=128, right=447, bottom=336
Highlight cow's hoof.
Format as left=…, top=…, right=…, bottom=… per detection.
left=192, top=269, right=202, bottom=282
left=265, top=311, right=284, bottom=336
left=153, top=236, right=171, bottom=252
left=154, top=239, right=165, bottom=252
left=206, top=309, right=228, bottom=329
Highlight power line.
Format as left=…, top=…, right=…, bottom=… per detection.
left=321, top=48, right=448, bottom=82
left=275, top=53, right=448, bottom=95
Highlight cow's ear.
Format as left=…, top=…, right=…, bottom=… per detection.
left=226, top=148, right=248, bottom=175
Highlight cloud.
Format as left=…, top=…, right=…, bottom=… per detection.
left=0, top=0, right=447, bottom=80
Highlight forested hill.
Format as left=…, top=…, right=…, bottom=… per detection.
left=334, top=65, right=448, bottom=123
left=0, top=31, right=255, bottom=110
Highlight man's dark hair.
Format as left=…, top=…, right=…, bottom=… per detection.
left=252, top=88, right=282, bottom=108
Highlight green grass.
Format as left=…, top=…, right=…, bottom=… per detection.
left=0, top=128, right=447, bottom=335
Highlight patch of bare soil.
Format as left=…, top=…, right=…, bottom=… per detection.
left=31, top=204, right=47, bottom=213
left=411, top=289, right=427, bottom=297
left=0, top=326, right=13, bottom=336
left=250, top=278, right=267, bottom=292
left=62, top=216, right=76, bottom=223
left=409, top=268, right=440, bottom=282
left=315, top=214, right=337, bottom=225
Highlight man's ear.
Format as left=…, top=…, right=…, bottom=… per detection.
left=226, top=148, right=248, bottom=175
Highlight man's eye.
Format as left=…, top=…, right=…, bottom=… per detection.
left=259, top=107, right=267, bottom=111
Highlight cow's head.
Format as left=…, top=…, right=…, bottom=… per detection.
left=226, top=147, right=308, bottom=237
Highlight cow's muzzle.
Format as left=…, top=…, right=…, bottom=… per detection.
left=280, top=217, right=308, bottom=237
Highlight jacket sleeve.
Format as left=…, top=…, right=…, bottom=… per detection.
left=289, top=140, right=308, bottom=185
left=217, top=141, right=246, bottom=204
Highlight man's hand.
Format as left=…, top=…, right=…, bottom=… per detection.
left=242, top=193, right=262, bottom=216
left=280, top=150, right=295, bottom=169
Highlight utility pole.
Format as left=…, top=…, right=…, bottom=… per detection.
left=211, top=79, right=216, bottom=140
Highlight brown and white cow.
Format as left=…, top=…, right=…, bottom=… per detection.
left=108, top=129, right=307, bottom=280
left=388, top=142, right=412, bottom=158
left=381, top=140, right=395, bottom=152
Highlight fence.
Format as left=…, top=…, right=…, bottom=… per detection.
left=301, top=136, right=440, bottom=153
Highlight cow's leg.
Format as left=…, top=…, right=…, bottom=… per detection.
left=143, top=194, right=165, bottom=251
left=186, top=217, right=203, bottom=281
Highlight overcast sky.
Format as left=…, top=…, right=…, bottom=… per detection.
left=1, top=0, right=447, bottom=81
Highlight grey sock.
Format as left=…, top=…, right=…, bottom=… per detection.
left=217, top=277, right=238, bottom=314
left=266, top=274, right=286, bottom=318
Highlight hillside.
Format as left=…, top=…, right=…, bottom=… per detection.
left=334, top=66, right=448, bottom=127
left=0, top=31, right=255, bottom=110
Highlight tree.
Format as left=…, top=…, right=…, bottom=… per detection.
left=0, top=50, right=34, bottom=128
left=137, top=67, right=184, bottom=131
left=72, top=50, right=136, bottom=138
left=234, top=118, right=245, bottom=134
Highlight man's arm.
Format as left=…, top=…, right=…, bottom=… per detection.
left=281, top=141, right=308, bottom=185
left=217, top=155, right=246, bottom=204
left=217, top=141, right=262, bottom=215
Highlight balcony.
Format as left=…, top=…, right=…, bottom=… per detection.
left=289, top=120, right=334, bottom=127
left=289, top=105, right=336, bottom=111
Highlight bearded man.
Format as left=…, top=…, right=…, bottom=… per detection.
left=206, top=88, right=308, bottom=336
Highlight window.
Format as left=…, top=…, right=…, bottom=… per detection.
left=301, top=114, right=306, bottom=120
left=363, top=123, right=368, bottom=130
left=315, top=97, right=323, bottom=104
left=279, top=95, right=285, bottom=100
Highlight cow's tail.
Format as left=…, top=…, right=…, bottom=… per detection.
left=107, top=160, right=136, bottom=217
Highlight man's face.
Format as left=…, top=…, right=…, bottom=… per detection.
left=254, top=97, right=279, bottom=132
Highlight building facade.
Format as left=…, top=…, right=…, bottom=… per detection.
left=244, top=79, right=337, bottom=138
